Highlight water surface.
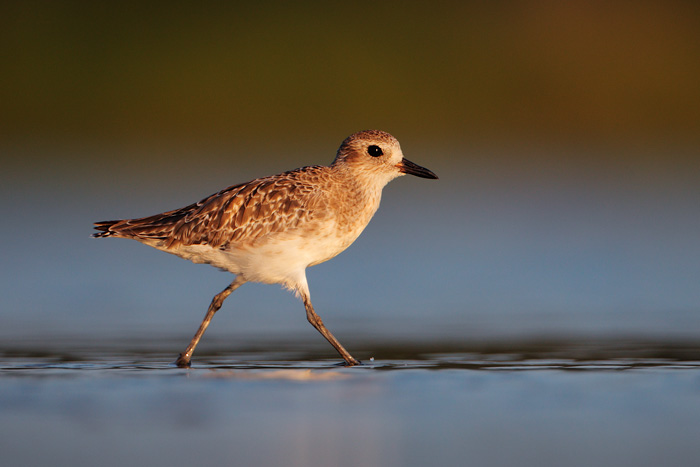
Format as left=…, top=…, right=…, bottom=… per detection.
left=2, top=338, right=700, bottom=467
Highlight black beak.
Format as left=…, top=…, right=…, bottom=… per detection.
left=399, top=158, right=438, bottom=179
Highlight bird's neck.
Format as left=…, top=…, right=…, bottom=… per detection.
left=329, top=165, right=384, bottom=223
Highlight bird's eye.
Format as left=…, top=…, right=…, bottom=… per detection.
left=367, top=145, right=383, bottom=157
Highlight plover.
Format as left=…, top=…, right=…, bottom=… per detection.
left=93, top=130, right=438, bottom=367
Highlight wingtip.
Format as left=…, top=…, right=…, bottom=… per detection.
left=92, top=220, right=119, bottom=238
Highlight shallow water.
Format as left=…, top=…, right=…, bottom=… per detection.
left=2, top=143, right=700, bottom=466
left=2, top=338, right=700, bottom=467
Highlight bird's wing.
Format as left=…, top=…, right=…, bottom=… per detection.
left=93, top=166, right=331, bottom=248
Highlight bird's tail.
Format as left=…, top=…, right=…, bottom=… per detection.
left=92, top=212, right=186, bottom=242
left=92, top=220, right=122, bottom=238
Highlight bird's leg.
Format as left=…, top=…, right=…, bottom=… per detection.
left=302, top=293, right=360, bottom=366
left=174, top=276, right=246, bottom=368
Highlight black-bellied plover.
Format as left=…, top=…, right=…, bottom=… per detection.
left=93, top=130, right=438, bottom=366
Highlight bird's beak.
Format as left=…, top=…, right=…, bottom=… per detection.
left=399, top=158, right=439, bottom=179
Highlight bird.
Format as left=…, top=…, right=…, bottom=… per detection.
left=93, top=130, right=438, bottom=367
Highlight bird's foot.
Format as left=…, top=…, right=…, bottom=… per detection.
left=174, top=353, right=192, bottom=368
left=338, top=358, right=362, bottom=367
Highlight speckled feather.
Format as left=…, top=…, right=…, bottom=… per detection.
left=93, top=130, right=437, bottom=366
left=94, top=165, right=333, bottom=250
left=93, top=130, right=437, bottom=292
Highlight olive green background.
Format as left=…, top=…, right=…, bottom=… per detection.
left=2, top=2, right=699, bottom=341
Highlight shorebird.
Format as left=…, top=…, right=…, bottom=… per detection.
left=93, top=130, right=438, bottom=367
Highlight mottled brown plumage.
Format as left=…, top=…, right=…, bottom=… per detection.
left=93, top=130, right=438, bottom=367
left=94, top=165, right=328, bottom=250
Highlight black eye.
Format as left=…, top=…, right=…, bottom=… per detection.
left=367, top=145, right=383, bottom=157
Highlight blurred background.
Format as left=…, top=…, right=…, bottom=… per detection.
left=1, top=1, right=699, bottom=352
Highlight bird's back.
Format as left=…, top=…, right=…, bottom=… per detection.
left=93, top=164, right=380, bottom=279
left=94, top=166, right=329, bottom=246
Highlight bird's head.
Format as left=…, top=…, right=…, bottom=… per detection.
left=333, top=130, right=438, bottom=186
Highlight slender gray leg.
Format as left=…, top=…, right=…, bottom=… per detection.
left=301, top=292, right=360, bottom=366
left=175, top=276, right=246, bottom=367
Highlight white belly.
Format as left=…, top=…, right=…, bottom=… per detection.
left=153, top=218, right=366, bottom=289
